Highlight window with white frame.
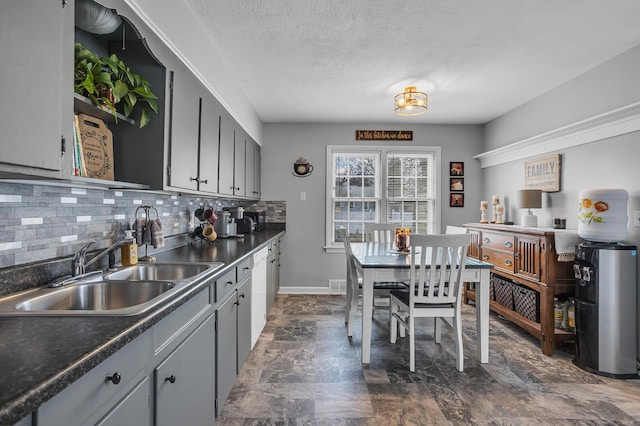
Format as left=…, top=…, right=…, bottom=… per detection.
left=326, top=146, right=440, bottom=249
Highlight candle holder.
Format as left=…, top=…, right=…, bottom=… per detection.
left=479, top=208, right=488, bottom=223
left=491, top=202, right=498, bottom=223
left=496, top=212, right=504, bottom=224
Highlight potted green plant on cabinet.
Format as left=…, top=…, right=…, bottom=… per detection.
left=74, top=43, right=158, bottom=127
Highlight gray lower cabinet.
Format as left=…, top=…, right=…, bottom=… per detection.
left=237, top=278, right=252, bottom=369
left=38, top=332, right=152, bottom=425
left=155, top=314, right=215, bottom=426
left=215, top=263, right=252, bottom=416
left=267, top=240, right=281, bottom=312
left=0, top=0, right=73, bottom=178
left=215, top=291, right=237, bottom=417
left=96, top=377, right=152, bottom=426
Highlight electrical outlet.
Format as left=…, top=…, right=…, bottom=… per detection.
left=634, top=211, right=640, bottom=227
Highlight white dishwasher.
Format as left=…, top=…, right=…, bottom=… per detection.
left=251, top=247, right=269, bottom=348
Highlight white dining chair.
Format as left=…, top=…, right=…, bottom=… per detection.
left=338, top=228, right=407, bottom=337
left=445, top=225, right=467, bottom=235
left=364, top=223, right=398, bottom=245
left=389, top=233, right=471, bottom=372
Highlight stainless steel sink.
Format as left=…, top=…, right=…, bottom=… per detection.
left=0, top=261, right=224, bottom=316
left=13, top=280, right=175, bottom=312
left=104, top=262, right=223, bottom=282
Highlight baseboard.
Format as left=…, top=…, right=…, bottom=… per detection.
left=279, top=279, right=347, bottom=295
left=278, top=286, right=333, bottom=294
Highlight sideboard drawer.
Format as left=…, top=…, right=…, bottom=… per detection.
left=481, top=232, right=514, bottom=252
left=481, top=248, right=515, bottom=272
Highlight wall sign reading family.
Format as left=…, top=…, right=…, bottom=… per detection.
left=355, top=130, right=413, bottom=141
left=524, top=154, right=561, bottom=192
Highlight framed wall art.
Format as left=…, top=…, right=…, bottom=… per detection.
left=450, top=178, right=464, bottom=192
left=450, top=162, right=464, bottom=176
left=450, top=193, right=464, bottom=207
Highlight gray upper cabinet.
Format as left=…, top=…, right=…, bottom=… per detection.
left=0, top=0, right=73, bottom=178
left=246, top=138, right=261, bottom=199
left=167, top=67, right=202, bottom=192
left=234, top=128, right=247, bottom=197
left=198, top=94, right=222, bottom=194
left=218, top=110, right=236, bottom=196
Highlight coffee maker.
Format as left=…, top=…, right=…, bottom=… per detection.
left=213, top=211, right=235, bottom=238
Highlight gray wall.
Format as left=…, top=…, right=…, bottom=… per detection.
left=261, top=123, right=483, bottom=291
left=483, top=43, right=640, bottom=285
left=484, top=44, right=640, bottom=150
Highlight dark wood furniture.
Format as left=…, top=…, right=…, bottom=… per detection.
left=463, top=223, right=575, bottom=356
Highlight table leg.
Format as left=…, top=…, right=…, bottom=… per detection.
left=361, top=269, right=374, bottom=364
left=476, top=269, right=490, bottom=363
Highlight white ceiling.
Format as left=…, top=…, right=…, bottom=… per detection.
left=182, top=0, right=640, bottom=125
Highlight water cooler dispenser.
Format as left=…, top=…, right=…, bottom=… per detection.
left=573, top=242, right=638, bottom=378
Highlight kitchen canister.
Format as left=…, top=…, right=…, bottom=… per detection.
left=578, top=188, right=629, bottom=242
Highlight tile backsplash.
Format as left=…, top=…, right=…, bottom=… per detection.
left=0, top=181, right=285, bottom=269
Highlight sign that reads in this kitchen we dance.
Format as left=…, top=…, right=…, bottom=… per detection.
left=524, top=154, right=561, bottom=192
left=355, top=130, right=413, bottom=141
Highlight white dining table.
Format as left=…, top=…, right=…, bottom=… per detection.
left=350, top=242, right=493, bottom=364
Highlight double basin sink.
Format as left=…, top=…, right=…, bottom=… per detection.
left=0, top=262, right=224, bottom=316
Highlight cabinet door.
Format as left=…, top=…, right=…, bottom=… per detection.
left=218, top=110, right=235, bottom=196
left=514, top=235, right=543, bottom=281
left=237, top=278, right=252, bottom=369
left=96, top=377, right=151, bottom=426
left=246, top=138, right=261, bottom=199
left=234, top=128, right=246, bottom=197
left=267, top=250, right=277, bottom=312
left=198, top=94, right=222, bottom=193
left=167, top=67, right=201, bottom=191
left=155, top=315, right=215, bottom=426
left=216, top=293, right=237, bottom=416
left=0, top=0, right=72, bottom=176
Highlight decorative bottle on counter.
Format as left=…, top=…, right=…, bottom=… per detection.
left=553, top=297, right=563, bottom=330
left=567, top=298, right=575, bottom=332
left=121, top=229, right=138, bottom=266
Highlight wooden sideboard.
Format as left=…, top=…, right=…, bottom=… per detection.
left=463, top=223, right=575, bottom=355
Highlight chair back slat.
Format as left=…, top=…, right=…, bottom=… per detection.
left=409, top=234, right=471, bottom=305
left=338, top=228, right=359, bottom=286
left=364, top=223, right=400, bottom=245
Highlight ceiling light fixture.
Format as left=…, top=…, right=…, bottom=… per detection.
left=394, top=86, right=428, bottom=116
left=75, top=0, right=122, bottom=35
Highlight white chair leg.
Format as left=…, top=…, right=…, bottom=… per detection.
left=347, top=293, right=358, bottom=337
left=409, top=315, right=415, bottom=372
left=454, top=314, right=464, bottom=372
left=344, top=282, right=352, bottom=324
left=390, top=300, right=397, bottom=343
left=434, top=318, right=442, bottom=344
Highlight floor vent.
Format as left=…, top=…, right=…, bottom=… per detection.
left=328, top=279, right=346, bottom=294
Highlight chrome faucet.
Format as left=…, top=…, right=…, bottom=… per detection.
left=71, top=240, right=128, bottom=277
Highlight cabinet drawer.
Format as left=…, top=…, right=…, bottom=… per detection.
left=38, top=332, right=151, bottom=426
left=237, top=257, right=252, bottom=284
left=154, top=289, right=211, bottom=354
left=215, top=267, right=237, bottom=302
left=481, top=248, right=514, bottom=272
left=481, top=232, right=514, bottom=252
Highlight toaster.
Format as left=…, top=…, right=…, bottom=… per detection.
left=244, top=211, right=266, bottom=231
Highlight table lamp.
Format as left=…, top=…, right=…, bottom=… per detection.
left=518, top=189, right=542, bottom=227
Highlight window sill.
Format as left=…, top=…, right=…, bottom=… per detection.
left=324, top=246, right=345, bottom=254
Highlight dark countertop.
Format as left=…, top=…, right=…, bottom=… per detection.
left=0, top=227, right=285, bottom=425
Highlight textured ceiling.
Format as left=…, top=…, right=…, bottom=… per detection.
left=182, top=0, right=640, bottom=124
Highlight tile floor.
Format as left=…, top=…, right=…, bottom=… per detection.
left=217, top=295, right=640, bottom=425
